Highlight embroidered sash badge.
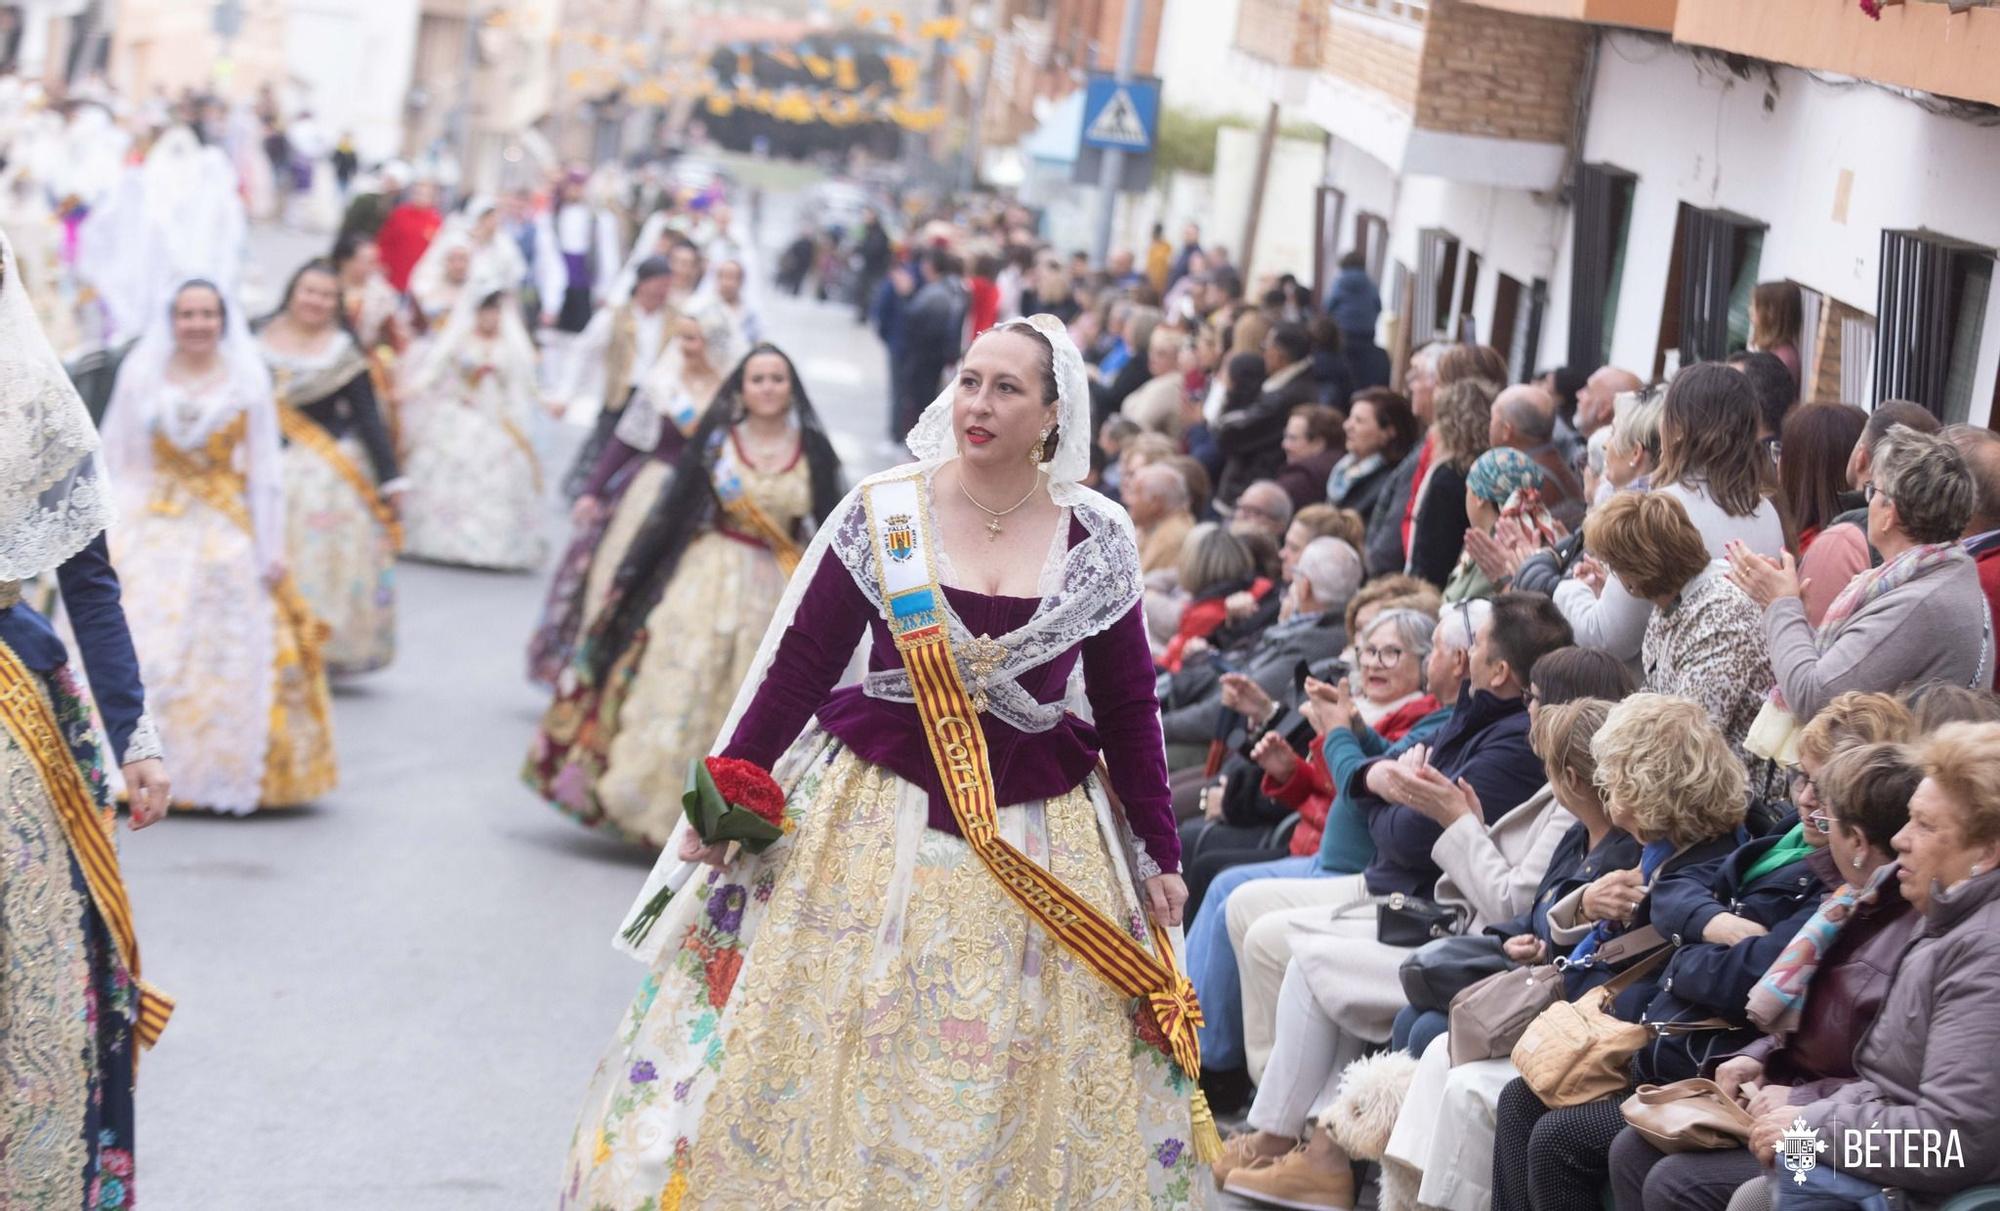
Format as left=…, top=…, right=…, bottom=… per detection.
left=885, top=512, right=917, bottom=563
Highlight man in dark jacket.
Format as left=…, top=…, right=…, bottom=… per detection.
left=854, top=209, right=893, bottom=323
left=1217, top=322, right=1318, bottom=509
left=1345, top=592, right=1571, bottom=897
left=894, top=248, right=967, bottom=440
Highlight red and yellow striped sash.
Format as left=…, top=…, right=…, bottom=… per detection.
left=0, top=642, right=173, bottom=1049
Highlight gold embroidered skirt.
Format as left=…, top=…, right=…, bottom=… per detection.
left=559, top=733, right=1210, bottom=1211
left=581, top=459, right=672, bottom=627
left=284, top=436, right=396, bottom=675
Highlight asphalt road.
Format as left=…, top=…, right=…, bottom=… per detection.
left=124, top=200, right=902, bottom=1209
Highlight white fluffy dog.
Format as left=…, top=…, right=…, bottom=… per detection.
left=1317, top=1049, right=1421, bottom=1211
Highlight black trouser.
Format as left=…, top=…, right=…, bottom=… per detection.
left=1609, top=1127, right=1763, bottom=1211
left=1492, top=1076, right=1631, bottom=1211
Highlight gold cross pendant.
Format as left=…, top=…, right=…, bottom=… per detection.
left=984, top=516, right=1003, bottom=541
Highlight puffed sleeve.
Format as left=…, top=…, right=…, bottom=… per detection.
left=719, top=553, right=873, bottom=771
left=1083, top=602, right=1179, bottom=874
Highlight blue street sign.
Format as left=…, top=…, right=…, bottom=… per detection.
left=1080, top=74, right=1160, bottom=154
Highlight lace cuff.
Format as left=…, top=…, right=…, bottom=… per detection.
left=121, top=711, right=165, bottom=764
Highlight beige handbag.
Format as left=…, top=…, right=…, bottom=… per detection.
left=1619, top=1080, right=1757, bottom=1153
left=1444, top=926, right=1666, bottom=1067
left=1446, top=961, right=1566, bottom=1066
left=1510, top=947, right=1673, bottom=1107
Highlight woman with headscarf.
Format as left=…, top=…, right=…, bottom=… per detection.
left=0, top=229, right=173, bottom=1205
left=405, top=225, right=475, bottom=334
left=257, top=258, right=404, bottom=674
left=526, top=342, right=842, bottom=842
left=568, top=303, right=740, bottom=638
left=397, top=279, right=548, bottom=571
left=1444, top=447, right=1554, bottom=603
left=99, top=279, right=336, bottom=810
left=557, top=316, right=1212, bottom=1208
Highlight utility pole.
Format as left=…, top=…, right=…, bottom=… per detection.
left=1240, top=99, right=1279, bottom=280
left=1089, top=0, right=1144, bottom=269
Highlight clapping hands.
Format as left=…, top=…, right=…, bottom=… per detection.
left=1725, top=540, right=1807, bottom=609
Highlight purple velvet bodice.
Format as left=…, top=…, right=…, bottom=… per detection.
left=720, top=516, right=1180, bottom=873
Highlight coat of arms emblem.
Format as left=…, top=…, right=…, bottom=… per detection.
left=885, top=513, right=917, bottom=563
left=1780, top=1117, right=1829, bottom=1184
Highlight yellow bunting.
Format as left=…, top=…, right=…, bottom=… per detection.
left=888, top=12, right=906, bottom=34
left=887, top=54, right=919, bottom=91
left=834, top=56, right=859, bottom=91
left=802, top=53, right=832, bottom=79
left=705, top=94, right=734, bottom=116
left=952, top=55, right=974, bottom=85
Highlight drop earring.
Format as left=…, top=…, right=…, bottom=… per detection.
left=1030, top=426, right=1052, bottom=465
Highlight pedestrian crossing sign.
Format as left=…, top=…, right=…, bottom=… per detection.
left=1081, top=75, right=1160, bottom=153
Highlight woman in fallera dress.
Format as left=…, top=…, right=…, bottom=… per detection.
left=99, top=280, right=336, bottom=811
left=558, top=316, right=1214, bottom=1210
left=524, top=303, right=738, bottom=687
left=526, top=342, right=841, bottom=842
left=0, top=230, right=173, bottom=1207
left=397, top=285, right=548, bottom=571
left=258, top=258, right=404, bottom=674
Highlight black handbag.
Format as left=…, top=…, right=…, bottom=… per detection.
left=1399, top=934, right=1510, bottom=1010
left=1377, top=892, right=1458, bottom=948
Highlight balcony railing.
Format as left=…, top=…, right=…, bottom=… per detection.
left=1674, top=0, right=2000, bottom=106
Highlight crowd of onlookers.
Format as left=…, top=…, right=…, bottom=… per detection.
left=1006, top=235, right=2000, bottom=1211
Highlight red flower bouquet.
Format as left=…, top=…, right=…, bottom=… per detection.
left=619, top=758, right=789, bottom=948
left=685, top=757, right=788, bottom=846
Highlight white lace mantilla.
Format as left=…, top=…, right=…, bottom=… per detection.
left=832, top=474, right=1143, bottom=735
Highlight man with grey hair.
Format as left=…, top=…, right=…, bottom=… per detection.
left=1946, top=424, right=2000, bottom=690
left=1121, top=326, right=1193, bottom=440
left=1487, top=383, right=1586, bottom=528
left=1230, top=479, right=1294, bottom=541
left=1126, top=462, right=1196, bottom=577
left=1576, top=366, right=1643, bottom=437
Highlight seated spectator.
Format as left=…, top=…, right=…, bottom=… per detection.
left=1444, top=448, right=1553, bottom=604
left=1602, top=386, right=1663, bottom=497
left=1188, top=604, right=1477, bottom=1107
left=1384, top=693, right=1754, bottom=1211
left=1328, top=387, right=1416, bottom=521
left=1229, top=479, right=1294, bottom=543
left=1407, top=377, right=1499, bottom=588
left=1126, top=462, right=1195, bottom=578
left=1763, top=722, right=2000, bottom=1208
left=1160, top=536, right=1360, bottom=755
left=1577, top=364, right=1646, bottom=439
left=1904, top=680, right=2000, bottom=731
left=1160, top=524, right=1269, bottom=672
left=1729, top=425, right=1991, bottom=724
left=1095, top=414, right=1141, bottom=498
left=1218, top=686, right=1639, bottom=1207
left=1609, top=740, right=1923, bottom=1211
left=1586, top=491, right=1773, bottom=762
left=1216, top=321, right=1317, bottom=509
left=1946, top=424, right=2000, bottom=690
left=1306, top=316, right=1353, bottom=408
left=1489, top=688, right=1835, bottom=1211
left=1728, top=347, right=1799, bottom=459
left=1205, top=594, right=1566, bottom=1102
left=1275, top=404, right=1345, bottom=510
left=1797, top=400, right=1941, bottom=625
left=1189, top=350, right=1265, bottom=483
left=1101, top=304, right=1161, bottom=416
left=1120, top=324, right=1191, bottom=439
left=1557, top=362, right=1787, bottom=663
left=1780, top=402, right=1868, bottom=553
left=1489, top=383, right=1587, bottom=530
left=1365, top=344, right=1442, bottom=576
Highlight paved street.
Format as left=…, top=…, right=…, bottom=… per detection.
left=124, top=204, right=901, bottom=1209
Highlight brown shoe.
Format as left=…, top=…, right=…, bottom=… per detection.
left=1221, top=1135, right=1356, bottom=1211
left=1210, top=1131, right=1284, bottom=1190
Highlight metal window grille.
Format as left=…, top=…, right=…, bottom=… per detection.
left=1568, top=163, right=1636, bottom=369
left=1677, top=205, right=1767, bottom=366
left=1331, top=0, right=1429, bottom=22
left=1876, top=229, right=1995, bottom=422
left=1416, top=228, right=1461, bottom=345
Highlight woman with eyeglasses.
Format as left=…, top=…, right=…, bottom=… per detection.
left=1729, top=425, right=1992, bottom=725
left=1605, top=737, right=1921, bottom=1211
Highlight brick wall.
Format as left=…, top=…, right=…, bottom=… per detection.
left=1235, top=0, right=1325, bottom=71
left=1321, top=14, right=1423, bottom=109
left=1413, top=0, right=1590, bottom=143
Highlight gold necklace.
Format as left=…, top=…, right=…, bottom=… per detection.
left=957, top=470, right=1043, bottom=541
